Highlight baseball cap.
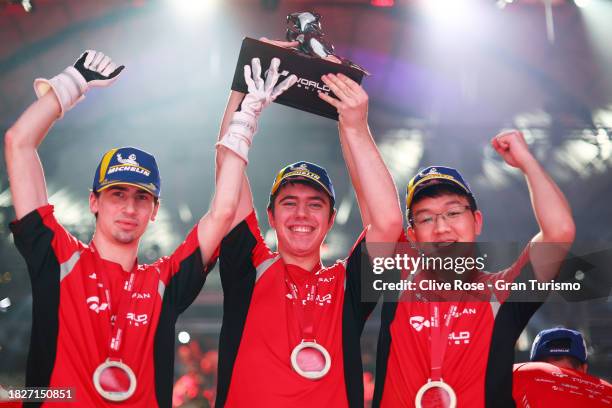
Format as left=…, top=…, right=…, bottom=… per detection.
left=92, top=147, right=161, bottom=197
left=406, top=166, right=475, bottom=220
left=530, top=328, right=588, bottom=363
left=269, top=161, right=335, bottom=206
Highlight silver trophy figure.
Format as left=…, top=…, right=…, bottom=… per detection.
left=286, top=11, right=368, bottom=74
left=286, top=12, right=335, bottom=58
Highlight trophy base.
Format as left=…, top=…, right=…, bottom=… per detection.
left=231, top=37, right=366, bottom=120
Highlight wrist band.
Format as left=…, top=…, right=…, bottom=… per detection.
left=33, top=66, right=87, bottom=117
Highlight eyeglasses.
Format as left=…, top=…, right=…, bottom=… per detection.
left=411, top=205, right=471, bottom=228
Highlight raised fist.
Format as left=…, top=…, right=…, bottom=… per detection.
left=491, top=130, right=535, bottom=170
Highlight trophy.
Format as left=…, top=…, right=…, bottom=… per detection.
left=285, top=12, right=335, bottom=59
left=231, top=11, right=369, bottom=120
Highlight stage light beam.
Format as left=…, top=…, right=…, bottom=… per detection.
left=574, top=0, right=591, bottom=8
left=170, top=0, right=220, bottom=21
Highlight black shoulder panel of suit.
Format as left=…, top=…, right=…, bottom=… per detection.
left=371, top=295, right=399, bottom=408
left=215, top=218, right=259, bottom=407
left=343, top=237, right=379, bottom=408
left=485, top=263, right=545, bottom=408
left=154, top=249, right=209, bottom=408
left=484, top=300, right=542, bottom=408
left=343, top=239, right=365, bottom=408
left=344, top=237, right=379, bottom=323
left=10, top=208, right=60, bottom=405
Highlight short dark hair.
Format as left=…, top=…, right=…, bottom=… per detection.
left=267, top=180, right=335, bottom=220
left=409, top=184, right=477, bottom=225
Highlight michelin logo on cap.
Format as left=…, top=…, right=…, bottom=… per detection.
left=107, top=153, right=151, bottom=177
left=284, top=163, right=322, bottom=181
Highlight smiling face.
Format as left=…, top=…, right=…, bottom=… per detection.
left=267, top=182, right=335, bottom=260
left=407, top=193, right=482, bottom=247
left=89, top=185, right=159, bottom=245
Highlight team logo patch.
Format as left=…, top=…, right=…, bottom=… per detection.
left=410, top=315, right=430, bottom=332
left=87, top=296, right=109, bottom=314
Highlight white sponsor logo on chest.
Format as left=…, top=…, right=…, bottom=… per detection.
left=86, top=296, right=109, bottom=314
left=126, top=312, right=149, bottom=326
left=131, top=292, right=151, bottom=299
left=408, top=307, right=478, bottom=345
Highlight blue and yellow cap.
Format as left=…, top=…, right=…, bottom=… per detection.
left=269, top=161, right=335, bottom=206
left=92, top=147, right=161, bottom=197
left=530, top=328, right=588, bottom=364
left=406, top=166, right=475, bottom=220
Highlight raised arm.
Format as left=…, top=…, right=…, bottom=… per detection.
left=336, top=117, right=373, bottom=229
left=318, top=74, right=403, bottom=244
left=5, top=92, right=58, bottom=219
left=215, top=56, right=297, bottom=230
left=215, top=91, right=253, bottom=231
left=492, top=130, right=576, bottom=281
left=197, top=142, right=248, bottom=263
left=5, top=50, right=124, bottom=220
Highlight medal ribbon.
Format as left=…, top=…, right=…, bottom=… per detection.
left=285, top=273, right=319, bottom=342
left=428, top=302, right=457, bottom=381
left=92, top=244, right=137, bottom=360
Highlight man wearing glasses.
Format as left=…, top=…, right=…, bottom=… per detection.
left=372, top=130, right=576, bottom=407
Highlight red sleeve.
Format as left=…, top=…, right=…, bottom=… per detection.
left=477, top=244, right=531, bottom=304
left=396, top=231, right=419, bottom=279
left=157, top=224, right=214, bottom=284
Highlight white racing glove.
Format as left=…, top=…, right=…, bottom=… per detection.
left=218, top=57, right=297, bottom=163
left=34, top=50, right=125, bottom=117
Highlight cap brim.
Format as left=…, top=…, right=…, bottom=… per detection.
left=271, top=176, right=334, bottom=203
left=414, top=178, right=470, bottom=197
left=407, top=177, right=471, bottom=211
